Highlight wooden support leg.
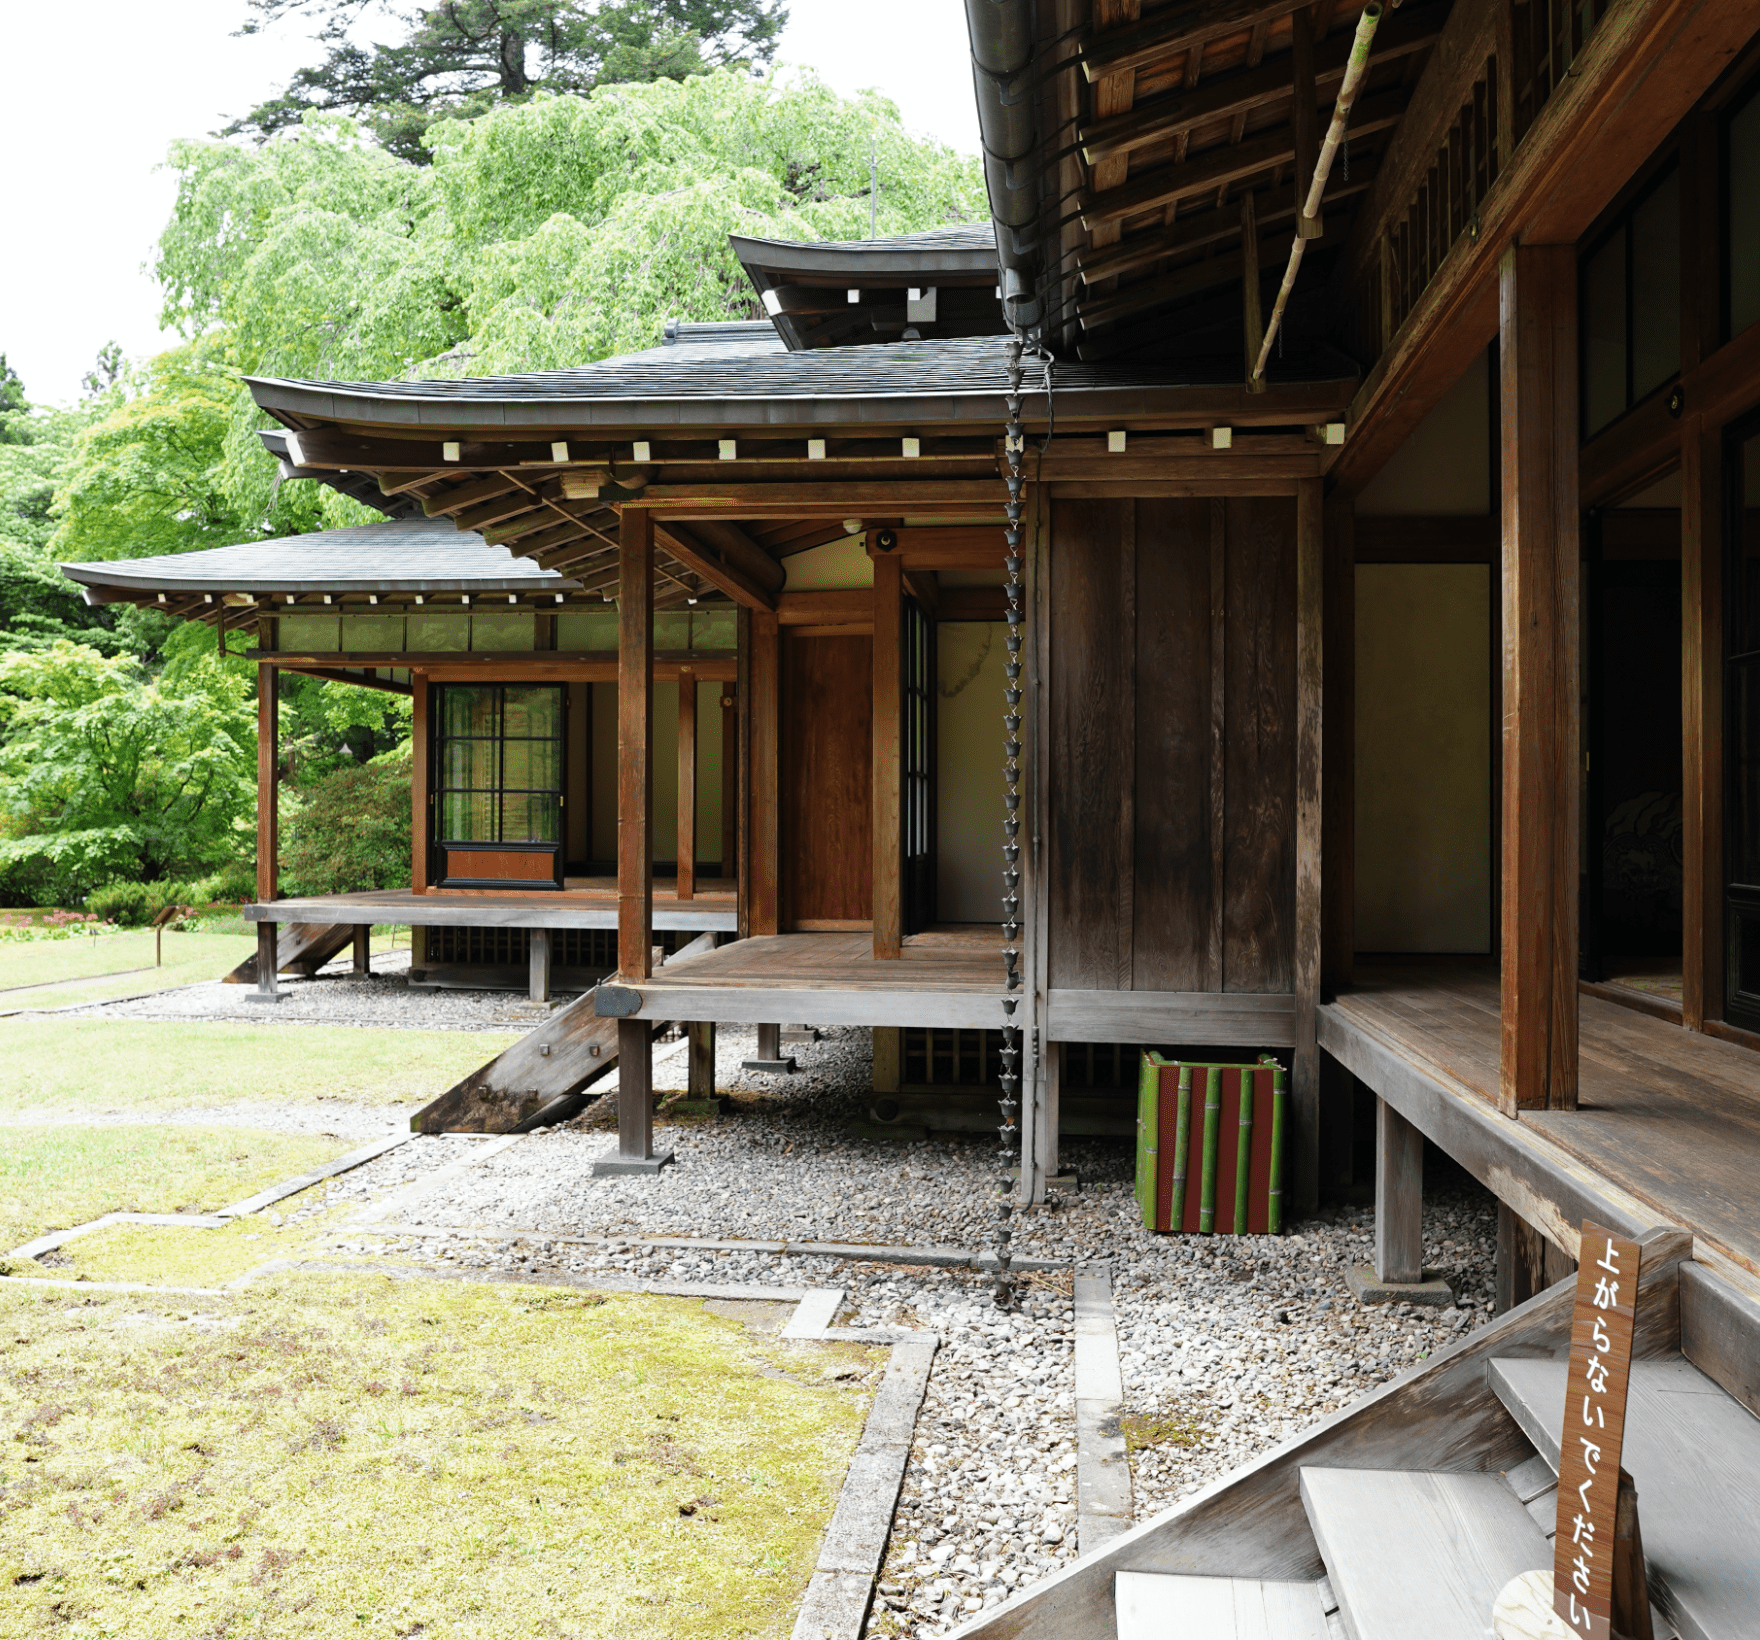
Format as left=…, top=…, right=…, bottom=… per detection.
left=1373, top=1098, right=1423, bottom=1285
left=410, top=925, right=427, bottom=983
left=1493, top=1201, right=1575, bottom=1311
left=616, top=1017, right=652, bottom=1159
left=1040, top=1040, right=1064, bottom=1192
left=756, top=1023, right=781, bottom=1061
left=352, top=924, right=370, bottom=975
left=687, top=1022, right=716, bottom=1099
left=529, top=928, right=551, bottom=1003
left=249, top=922, right=282, bottom=1004
left=872, top=1027, right=902, bottom=1095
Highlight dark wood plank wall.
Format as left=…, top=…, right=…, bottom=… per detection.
left=780, top=631, right=874, bottom=925
left=1049, top=494, right=1298, bottom=994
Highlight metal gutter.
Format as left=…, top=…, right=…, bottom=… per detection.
left=964, top=0, right=1043, bottom=333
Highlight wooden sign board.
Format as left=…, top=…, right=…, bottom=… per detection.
left=1552, top=1222, right=1642, bottom=1639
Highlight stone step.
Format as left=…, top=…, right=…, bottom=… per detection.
left=1114, top=1572, right=1333, bottom=1640
left=1299, top=1467, right=1549, bottom=1640
left=1489, top=1354, right=1760, bottom=1640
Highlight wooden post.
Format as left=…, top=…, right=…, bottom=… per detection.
left=1293, top=478, right=1324, bottom=1218
left=756, top=1023, right=782, bottom=1062
left=352, top=925, right=370, bottom=975
left=748, top=610, right=781, bottom=936
left=618, top=506, right=655, bottom=982
left=1291, top=5, right=1321, bottom=238
left=720, top=687, right=738, bottom=881
left=873, top=548, right=904, bottom=958
left=1242, top=191, right=1266, bottom=393
left=676, top=672, right=696, bottom=900
left=529, top=928, right=551, bottom=1002
left=1681, top=416, right=1723, bottom=1030
left=687, top=1022, right=716, bottom=1100
left=616, top=1017, right=653, bottom=1161
left=872, top=1027, right=902, bottom=1094
left=1498, top=244, right=1579, bottom=1114
left=252, top=921, right=280, bottom=1002
left=1373, top=1098, right=1424, bottom=1284
left=1495, top=1200, right=1577, bottom=1311
left=1042, top=1040, right=1064, bottom=1185
left=256, top=659, right=278, bottom=905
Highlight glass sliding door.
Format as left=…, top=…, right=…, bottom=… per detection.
left=433, top=683, right=565, bottom=889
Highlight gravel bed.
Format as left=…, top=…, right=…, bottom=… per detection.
left=275, top=1133, right=488, bottom=1224
left=67, top=958, right=554, bottom=1032
left=295, top=1021, right=1501, bottom=1638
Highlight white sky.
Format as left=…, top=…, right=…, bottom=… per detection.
left=0, top=1, right=980, bottom=407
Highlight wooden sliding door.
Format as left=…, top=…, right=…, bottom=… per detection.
left=780, top=630, right=873, bottom=927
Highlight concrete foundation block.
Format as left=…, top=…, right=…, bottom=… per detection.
left=1345, top=1261, right=1455, bottom=1307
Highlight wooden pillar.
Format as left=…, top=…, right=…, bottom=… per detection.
left=873, top=548, right=904, bottom=958
left=1681, top=416, right=1723, bottom=1029
left=676, top=672, right=696, bottom=900
left=410, top=676, right=430, bottom=893
left=687, top=1022, right=716, bottom=1099
left=872, top=1027, right=902, bottom=1094
left=1293, top=477, right=1324, bottom=1217
left=618, top=506, right=655, bottom=982
left=529, top=927, right=551, bottom=1002
left=1320, top=495, right=1356, bottom=1199
left=1373, top=1098, right=1424, bottom=1284
left=256, top=660, right=278, bottom=905
left=352, top=925, right=370, bottom=975
left=747, top=610, right=780, bottom=936
left=1495, top=1200, right=1577, bottom=1311
left=1041, top=1040, right=1064, bottom=1185
left=1242, top=191, right=1265, bottom=392
left=720, top=687, right=738, bottom=880
left=1498, top=244, right=1579, bottom=1114
left=252, top=921, right=280, bottom=1002
left=756, top=1022, right=782, bottom=1062
left=616, top=1017, right=653, bottom=1161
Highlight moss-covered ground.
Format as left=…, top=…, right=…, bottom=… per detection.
left=0, top=1273, right=877, bottom=1639
left=0, top=932, right=260, bottom=1011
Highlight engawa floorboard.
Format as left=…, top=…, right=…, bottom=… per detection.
left=1333, top=961, right=1760, bottom=1280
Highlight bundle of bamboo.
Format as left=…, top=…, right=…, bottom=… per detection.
left=1134, top=1053, right=1287, bottom=1236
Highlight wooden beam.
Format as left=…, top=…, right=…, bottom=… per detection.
left=688, top=519, right=786, bottom=593
left=636, top=480, right=1008, bottom=510
left=1293, top=476, right=1324, bottom=1217
left=873, top=552, right=904, bottom=960
left=677, top=675, right=696, bottom=901
left=1077, top=0, right=1444, bottom=165
left=618, top=505, right=655, bottom=981
left=748, top=610, right=781, bottom=936
left=256, top=658, right=278, bottom=905
left=778, top=590, right=874, bottom=626
left=1498, top=245, right=1578, bottom=1115
left=1079, top=89, right=1408, bottom=231
left=1079, top=0, right=1310, bottom=83
left=1681, top=416, right=1723, bottom=1030
left=653, top=521, right=776, bottom=612
left=892, top=527, right=1008, bottom=569
left=421, top=473, right=526, bottom=518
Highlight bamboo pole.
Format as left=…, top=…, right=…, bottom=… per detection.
left=1234, top=1068, right=1255, bottom=1235
left=1199, top=1065, right=1222, bottom=1233
left=1268, top=1061, right=1288, bottom=1234
left=1171, top=1063, right=1193, bottom=1231
left=1251, top=3, right=1384, bottom=385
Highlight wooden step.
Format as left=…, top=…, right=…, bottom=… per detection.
left=1489, top=1355, right=1760, bottom=1640
left=1299, top=1468, right=1549, bottom=1640
left=1114, top=1572, right=1333, bottom=1640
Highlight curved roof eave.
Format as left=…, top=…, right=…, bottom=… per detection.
left=61, top=564, right=581, bottom=596
left=728, top=231, right=998, bottom=280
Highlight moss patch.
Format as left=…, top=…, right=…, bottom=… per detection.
left=0, top=1127, right=353, bottom=1252
left=0, top=932, right=260, bottom=1010
left=0, top=1274, right=877, bottom=1638
left=0, top=1020, right=521, bottom=1116
left=1117, top=1408, right=1205, bottom=1454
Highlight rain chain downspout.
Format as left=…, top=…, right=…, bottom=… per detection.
left=995, top=337, right=1031, bottom=1310
left=1249, top=1, right=1385, bottom=387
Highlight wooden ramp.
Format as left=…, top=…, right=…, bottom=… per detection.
left=594, top=930, right=1008, bottom=1031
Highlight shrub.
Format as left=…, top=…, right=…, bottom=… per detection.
left=85, top=881, right=153, bottom=926
left=280, top=755, right=411, bottom=897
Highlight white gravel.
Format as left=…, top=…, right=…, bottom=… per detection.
left=284, top=1021, right=1501, bottom=1637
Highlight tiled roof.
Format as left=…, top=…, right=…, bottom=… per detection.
left=61, top=517, right=576, bottom=595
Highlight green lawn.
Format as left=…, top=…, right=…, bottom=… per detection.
left=0, top=1124, right=355, bottom=1251
left=0, top=1275, right=877, bottom=1639
left=0, top=930, right=259, bottom=1010
left=0, top=1018, right=521, bottom=1117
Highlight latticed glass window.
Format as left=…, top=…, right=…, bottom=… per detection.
left=435, top=685, right=563, bottom=845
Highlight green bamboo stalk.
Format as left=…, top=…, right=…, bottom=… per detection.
left=1136, top=1051, right=1158, bottom=1229
left=1198, top=1065, right=1222, bottom=1234
left=1267, top=1062, right=1288, bottom=1235
left=1234, top=1067, right=1254, bottom=1235
left=1170, top=1064, right=1193, bottom=1231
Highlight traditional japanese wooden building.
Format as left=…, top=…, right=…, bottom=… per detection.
left=63, top=0, right=1760, bottom=1627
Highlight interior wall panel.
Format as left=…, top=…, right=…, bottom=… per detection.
left=780, top=632, right=873, bottom=923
